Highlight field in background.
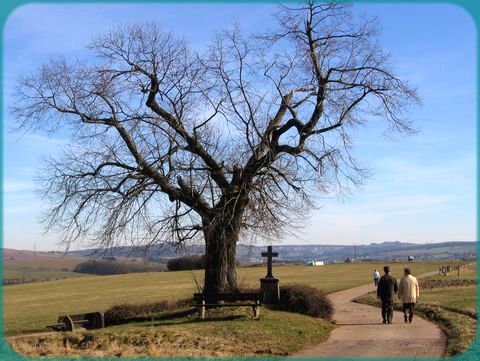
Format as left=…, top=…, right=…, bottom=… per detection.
left=4, top=250, right=89, bottom=283
left=3, top=261, right=463, bottom=336
left=420, top=265, right=476, bottom=313
left=3, top=249, right=167, bottom=283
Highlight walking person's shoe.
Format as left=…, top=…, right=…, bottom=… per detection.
left=404, top=315, right=408, bottom=323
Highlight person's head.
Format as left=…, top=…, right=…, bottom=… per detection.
left=374, top=269, right=377, bottom=272
left=404, top=268, right=411, bottom=276
left=383, top=266, right=390, bottom=274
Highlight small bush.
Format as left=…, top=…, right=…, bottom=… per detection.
left=279, top=284, right=334, bottom=321
left=104, top=301, right=171, bottom=326
left=73, top=260, right=165, bottom=275
left=420, top=279, right=476, bottom=289
left=167, top=254, right=205, bottom=271
left=104, top=299, right=192, bottom=326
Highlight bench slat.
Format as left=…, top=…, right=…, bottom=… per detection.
left=195, top=303, right=261, bottom=307
left=193, top=292, right=262, bottom=302
left=193, top=292, right=262, bottom=319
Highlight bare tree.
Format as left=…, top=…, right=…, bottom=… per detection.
left=11, top=2, right=420, bottom=298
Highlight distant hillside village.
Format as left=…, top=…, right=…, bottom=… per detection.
left=68, top=241, right=476, bottom=264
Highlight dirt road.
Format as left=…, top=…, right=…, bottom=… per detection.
left=292, top=273, right=447, bottom=358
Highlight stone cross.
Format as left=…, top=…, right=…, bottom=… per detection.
left=261, top=245, right=278, bottom=278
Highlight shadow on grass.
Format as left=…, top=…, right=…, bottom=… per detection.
left=124, top=308, right=256, bottom=327
left=151, top=314, right=248, bottom=327
left=336, top=322, right=396, bottom=326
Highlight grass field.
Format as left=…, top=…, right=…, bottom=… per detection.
left=355, top=263, right=477, bottom=356
left=3, top=261, right=458, bottom=336
left=4, top=269, right=89, bottom=283
left=4, top=251, right=88, bottom=283
left=3, top=250, right=166, bottom=283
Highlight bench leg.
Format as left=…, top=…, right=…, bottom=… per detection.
left=63, top=315, right=74, bottom=332
left=253, top=301, right=260, bottom=318
left=200, top=300, right=206, bottom=319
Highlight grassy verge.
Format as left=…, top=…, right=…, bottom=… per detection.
left=354, top=264, right=477, bottom=356
left=8, top=307, right=334, bottom=358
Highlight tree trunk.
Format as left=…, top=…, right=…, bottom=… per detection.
left=203, top=215, right=241, bottom=301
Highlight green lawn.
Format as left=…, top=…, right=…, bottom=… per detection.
left=3, top=261, right=452, bottom=335
left=420, top=287, right=476, bottom=313
left=420, top=264, right=477, bottom=313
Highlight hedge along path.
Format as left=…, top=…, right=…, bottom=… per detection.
left=291, top=271, right=447, bottom=358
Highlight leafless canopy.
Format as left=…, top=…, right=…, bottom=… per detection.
left=11, top=2, right=419, bottom=290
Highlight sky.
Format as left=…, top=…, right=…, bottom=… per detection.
left=2, top=2, right=477, bottom=251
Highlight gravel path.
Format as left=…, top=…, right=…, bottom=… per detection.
left=292, top=272, right=447, bottom=358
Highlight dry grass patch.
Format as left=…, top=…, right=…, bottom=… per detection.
left=8, top=307, right=334, bottom=358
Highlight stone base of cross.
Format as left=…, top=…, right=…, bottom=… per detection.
left=260, top=276, right=279, bottom=304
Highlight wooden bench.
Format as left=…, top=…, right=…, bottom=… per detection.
left=193, top=292, right=262, bottom=319
left=47, top=312, right=105, bottom=332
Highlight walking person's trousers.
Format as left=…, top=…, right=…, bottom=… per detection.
left=381, top=299, right=394, bottom=323
left=403, top=302, right=415, bottom=322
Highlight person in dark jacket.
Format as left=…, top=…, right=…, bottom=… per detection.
left=377, top=265, right=398, bottom=324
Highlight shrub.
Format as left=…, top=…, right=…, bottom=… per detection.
left=420, top=279, right=476, bottom=289
left=278, top=284, right=334, bottom=321
left=104, top=301, right=171, bottom=326
left=104, top=299, right=191, bottom=326
left=73, top=260, right=165, bottom=275
left=167, top=254, right=205, bottom=271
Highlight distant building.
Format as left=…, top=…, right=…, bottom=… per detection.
left=306, top=260, right=324, bottom=266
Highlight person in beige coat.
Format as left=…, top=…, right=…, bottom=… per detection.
left=397, top=268, right=419, bottom=323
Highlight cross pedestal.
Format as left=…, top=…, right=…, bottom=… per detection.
left=260, top=276, right=280, bottom=304
left=260, top=246, right=280, bottom=304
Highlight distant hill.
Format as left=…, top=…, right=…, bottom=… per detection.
left=68, top=241, right=476, bottom=263
left=2, top=248, right=166, bottom=284
left=3, top=248, right=86, bottom=262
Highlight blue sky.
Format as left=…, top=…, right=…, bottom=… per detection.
left=3, top=2, right=477, bottom=251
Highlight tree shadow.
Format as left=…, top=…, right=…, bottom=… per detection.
left=152, top=314, right=247, bottom=327
left=336, top=322, right=396, bottom=326
left=124, top=308, right=252, bottom=327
